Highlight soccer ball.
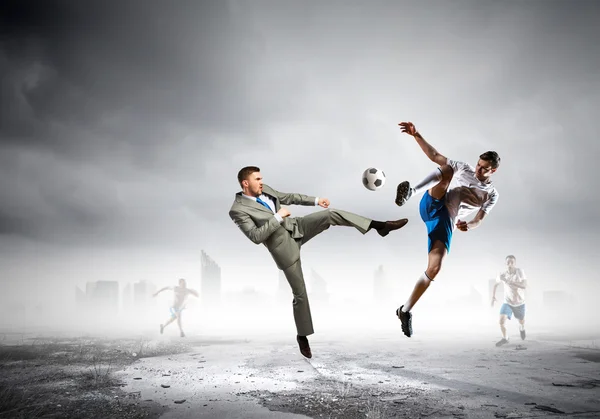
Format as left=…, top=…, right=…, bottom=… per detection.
left=362, top=167, right=386, bottom=191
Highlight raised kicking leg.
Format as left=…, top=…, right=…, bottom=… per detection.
left=296, top=209, right=408, bottom=245
left=395, top=164, right=454, bottom=206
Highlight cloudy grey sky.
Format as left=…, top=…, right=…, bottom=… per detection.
left=1, top=0, right=599, bottom=307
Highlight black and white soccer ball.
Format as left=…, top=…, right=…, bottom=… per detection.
left=362, top=167, right=386, bottom=191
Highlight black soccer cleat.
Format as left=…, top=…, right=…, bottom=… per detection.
left=495, top=338, right=509, bottom=347
left=396, top=306, right=413, bottom=337
left=395, top=181, right=413, bottom=207
left=520, top=329, right=526, bottom=340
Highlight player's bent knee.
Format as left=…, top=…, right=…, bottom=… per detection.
left=426, top=264, right=442, bottom=279
left=292, top=289, right=308, bottom=301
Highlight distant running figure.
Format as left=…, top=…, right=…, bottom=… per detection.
left=492, top=255, right=527, bottom=347
left=394, top=121, right=500, bottom=337
left=153, top=278, right=199, bottom=337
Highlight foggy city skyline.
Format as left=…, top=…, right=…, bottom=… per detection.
left=1, top=0, right=599, bottom=330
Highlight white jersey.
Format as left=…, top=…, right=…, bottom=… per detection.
left=171, top=286, right=194, bottom=309
left=445, top=159, right=499, bottom=228
left=496, top=268, right=527, bottom=306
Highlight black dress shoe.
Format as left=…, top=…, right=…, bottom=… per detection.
left=297, top=335, right=312, bottom=358
left=378, top=218, right=409, bottom=237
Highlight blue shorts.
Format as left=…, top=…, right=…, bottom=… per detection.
left=500, top=303, right=525, bottom=320
left=419, top=191, right=453, bottom=254
left=170, top=306, right=184, bottom=318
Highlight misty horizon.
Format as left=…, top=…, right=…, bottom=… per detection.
left=1, top=0, right=599, bottom=336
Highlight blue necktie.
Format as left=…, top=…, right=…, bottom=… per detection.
left=256, top=197, right=272, bottom=212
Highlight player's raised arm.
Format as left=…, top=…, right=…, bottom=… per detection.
left=265, top=185, right=318, bottom=207
left=399, top=122, right=448, bottom=167
left=153, top=286, right=170, bottom=297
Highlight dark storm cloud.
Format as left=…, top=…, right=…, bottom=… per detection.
left=2, top=1, right=237, bottom=150
left=0, top=0, right=598, bottom=251
left=0, top=0, right=285, bottom=245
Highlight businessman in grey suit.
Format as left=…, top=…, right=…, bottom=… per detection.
left=229, top=166, right=408, bottom=358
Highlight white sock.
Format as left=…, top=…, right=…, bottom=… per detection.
left=412, top=168, right=443, bottom=195
left=519, top=324, right=525, bottom=332
left=401, top=272, right=432, bottom=312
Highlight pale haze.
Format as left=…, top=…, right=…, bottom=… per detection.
left=1, top=0, right=599, bottom=332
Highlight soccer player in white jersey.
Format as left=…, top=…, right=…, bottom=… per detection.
left=153, top=278, right=199, bottom=338
left=491, top=255, right=527, bottom=346
left=394, top=121, right=500, bottom=337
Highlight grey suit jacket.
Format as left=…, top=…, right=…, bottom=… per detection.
left=229, top=184, right=317, bottom=270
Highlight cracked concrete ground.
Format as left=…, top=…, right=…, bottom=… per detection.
left=2, top=320, right=599, bottom=418
left=116, top=328, right=600, bottom=418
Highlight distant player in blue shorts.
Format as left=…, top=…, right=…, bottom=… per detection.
left=394, top=121, right=500, bottom=337
left=153, top=278, right=199, bottom=337
left=492, top=255, right=528, bottom=346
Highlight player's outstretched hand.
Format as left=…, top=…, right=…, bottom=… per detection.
left=491, top=296, right=497, bottom=307
left=456, top=219, right=469, bottom=232
left=399, top=121, right=418, bottom=136
left=318, top=198, right=330, bottom=208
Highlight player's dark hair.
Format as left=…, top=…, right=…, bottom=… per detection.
left=237, top=166, right=261, bottom=186
left=506, top=255, right=516, bottom=261
left=480, top=151, right=501, bottom=169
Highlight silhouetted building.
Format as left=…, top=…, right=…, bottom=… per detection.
left=75, top=285, right=86, bottom=307
left=373, top=265, right=393, bottom=304
left=122, top=283, right=133, bottom=312
left=86, top=280, right=119, bottom=313
left=133, top=280, right=156, bottom=310
left=85, top=281, right=97, bottom=299
left=201, top=250, right=222, bottom=307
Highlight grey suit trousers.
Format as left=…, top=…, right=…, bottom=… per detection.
left=282, top=208, right=371, bottom=336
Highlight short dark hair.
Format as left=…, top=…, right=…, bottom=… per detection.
left=479, top=151, right=501, bottom=169
left=506, top=255, right=516, bottom=261
left=237, top=166, right=261, bottom=186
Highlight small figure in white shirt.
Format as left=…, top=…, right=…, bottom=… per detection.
left=153, top=278, right=199, bottom=338
left=492, top=255, right=527, bottom=347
